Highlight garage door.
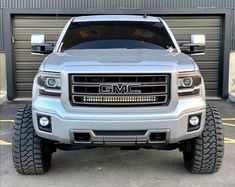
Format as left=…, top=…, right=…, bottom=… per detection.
left=13, top=15, right=222, bottom=97
left=163, top=16, right=222, bottom=97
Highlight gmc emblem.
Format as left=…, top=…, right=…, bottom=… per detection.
left=99, top=84, right=141, bottom=94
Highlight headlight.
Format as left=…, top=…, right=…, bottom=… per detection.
left=178, top=72, right=202, bottom=96
left=37, top=72, right=61, bottom=96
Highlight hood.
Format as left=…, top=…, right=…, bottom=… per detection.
left=40, top=49, right=196, bottom=72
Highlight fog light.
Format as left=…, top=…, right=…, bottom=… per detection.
left=37, top=115, right=52, bottom=133
left=189, top=116, right=200, bottom=126
left=39, top=117, right=49, bottom=126
left=188, top=114, right=201, bottom=132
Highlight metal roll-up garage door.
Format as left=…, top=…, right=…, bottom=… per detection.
left=163, top=16, right=222, bottom=97
left=13, top=15, right=222, bottom=97
left=13, top=16, right=70, bottom=97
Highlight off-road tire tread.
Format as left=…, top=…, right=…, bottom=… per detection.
left=12, top=105, right=51, bottom=174
left=184, top=104, right=224, bottom=173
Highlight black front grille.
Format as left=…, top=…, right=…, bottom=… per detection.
left=69, top=74, right=170, bottom=106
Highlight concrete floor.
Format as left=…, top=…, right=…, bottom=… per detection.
left=0, top=100, right=235, bottom=187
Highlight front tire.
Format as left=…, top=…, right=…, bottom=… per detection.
left=12, top=105, right=54, bottom=174
left=182, top=105, right=224, bottom=174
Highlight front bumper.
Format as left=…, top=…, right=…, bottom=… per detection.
left=32, top=96, right=206, bottom=145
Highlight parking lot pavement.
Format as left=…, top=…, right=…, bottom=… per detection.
left=0, top=100, right=235, bottom=187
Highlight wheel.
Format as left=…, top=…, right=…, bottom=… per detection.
left=182, top=104, right=224, bottom=174
left=12, top=105, right=54, bottom=174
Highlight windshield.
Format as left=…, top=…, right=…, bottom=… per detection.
left=60, top=21, right=175, bottom=51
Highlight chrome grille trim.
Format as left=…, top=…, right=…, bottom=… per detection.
left=71, top=74, right=168, bottom=84
left=71, top=84, right=167, bottom=95
left=69, top=74, right=170, bottom=106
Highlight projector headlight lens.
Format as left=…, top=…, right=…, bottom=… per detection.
left=46, top=78, right=57, bottom=88
left=182, top=77, right=193, bottom=87
left=178, top=74, right=201, bottom=88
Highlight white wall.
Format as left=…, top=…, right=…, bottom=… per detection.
left=229, top=52, right=235, bottom=92
left=229, top=51, right=235, bottom=101
left=0, top=52, right=7, bottom=104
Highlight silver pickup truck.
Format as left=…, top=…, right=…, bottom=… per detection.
left=12, top=15, right=224, bottom=174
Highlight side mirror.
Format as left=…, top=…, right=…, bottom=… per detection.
left=31, top=34, right=54, bottom=55
left=180, top=34, right=206, bottom=55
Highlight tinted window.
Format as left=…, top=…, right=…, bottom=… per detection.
left=60, top=21, right=175, bottom=51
